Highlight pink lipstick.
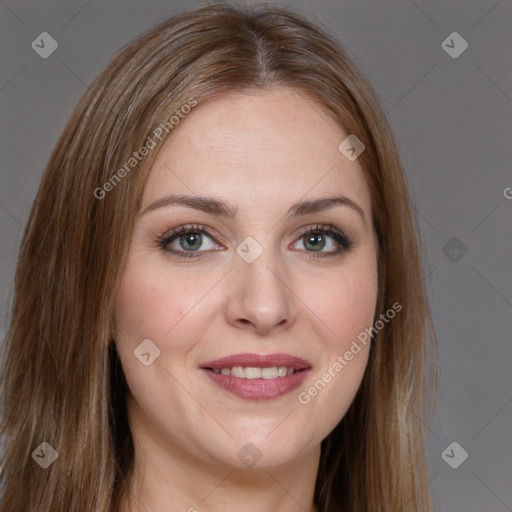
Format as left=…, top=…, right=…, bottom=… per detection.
left=200, top=353, right=312, bottom=400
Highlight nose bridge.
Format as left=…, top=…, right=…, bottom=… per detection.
left=226, top=235, right=295, bottom=333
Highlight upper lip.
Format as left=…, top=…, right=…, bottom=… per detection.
left=200, top=353, right=312, bottom=370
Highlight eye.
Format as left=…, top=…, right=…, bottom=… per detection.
left=158, top=224, right=222, bottom=258
left=291, top=224, right=353, bottom=258
left=158, top=223, right=353, bottom=260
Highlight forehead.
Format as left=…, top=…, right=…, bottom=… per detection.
left=142, top=87, right=372, bottom=218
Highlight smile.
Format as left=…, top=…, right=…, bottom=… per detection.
left=200, top=353, right=312, bottom=400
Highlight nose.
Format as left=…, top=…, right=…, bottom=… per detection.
left=224, top=245, right=296, bottom=336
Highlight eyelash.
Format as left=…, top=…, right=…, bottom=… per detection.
left=157, top=223, right=353, bottom=260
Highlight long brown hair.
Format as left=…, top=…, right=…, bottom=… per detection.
left=0, top=3, right=435, bottom=511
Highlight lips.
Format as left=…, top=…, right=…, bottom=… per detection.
left=200, top=353, right=312, bottom=401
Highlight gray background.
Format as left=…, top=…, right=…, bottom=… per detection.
left=1, top=0, right=511, bottom=510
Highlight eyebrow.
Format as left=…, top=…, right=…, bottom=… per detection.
left=140, top=194, right=366, bottom=223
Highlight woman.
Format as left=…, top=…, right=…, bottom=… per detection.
left=0, top=3, right=436, bottom=511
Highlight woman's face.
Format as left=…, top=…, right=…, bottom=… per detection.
left=114, top=87, right=378, bottom=470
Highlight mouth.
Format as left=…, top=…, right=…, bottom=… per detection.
left=199, top=353, right=312, bottom=400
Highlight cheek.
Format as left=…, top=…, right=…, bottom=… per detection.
left=294, top=261, right=377, bottom=435
left=112, top=261, right=207, bottom=425
left=334, top=274, right=377, bottom=347
left=114, top=262, right=200, bottom=349
left=295, top=251, right=377, bottom=406
left=302, top=254, right=378, bottom=353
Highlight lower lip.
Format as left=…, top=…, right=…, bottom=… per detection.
left=202, top=369, right=310, bottom=400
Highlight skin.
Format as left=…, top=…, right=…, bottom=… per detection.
left=114, top=86, right=378, bottom=512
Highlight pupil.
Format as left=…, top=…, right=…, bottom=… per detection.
left=180, top=233, right=201, bottom=251
left=305, top=233, right=325, bottom=251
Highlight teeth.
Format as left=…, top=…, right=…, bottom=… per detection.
left=231, top=366, right=245, bottom=378
left=261, top=367, right=278, bottom=379
left=277, top=366, right=288, bottom=377
left=245, top=367, right=262, bottom=379
left=212, top=366, right=297, bottom=379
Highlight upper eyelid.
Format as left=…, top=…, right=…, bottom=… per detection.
left=161, top=224, right=220, bottom=243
